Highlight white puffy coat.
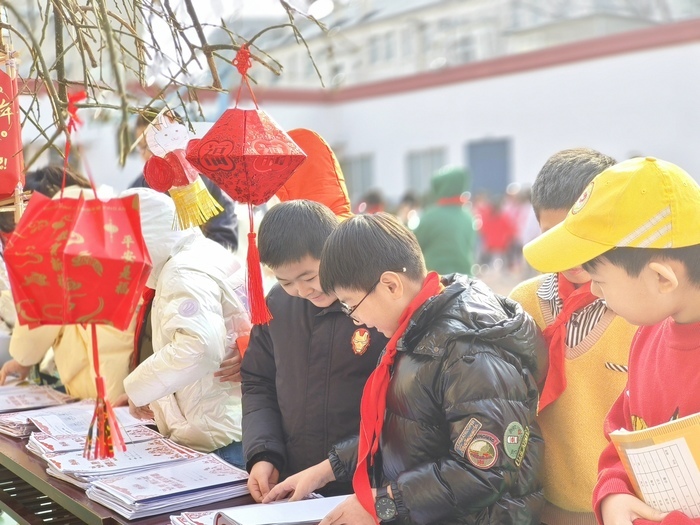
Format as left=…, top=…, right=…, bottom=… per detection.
left=122, top=188, right=251, bottom=452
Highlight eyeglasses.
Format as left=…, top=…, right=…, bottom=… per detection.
left=340, top=278, right=380, bottom=323
left=339, top=268, right=407, bottom=323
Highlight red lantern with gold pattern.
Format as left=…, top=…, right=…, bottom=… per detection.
left=4, top=191, right=152, bottom=330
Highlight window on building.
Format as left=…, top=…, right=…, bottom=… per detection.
left=401, top=27, right=414, bottom=59
left=465, top=138, right=511, bottom=196
left=369, top=35, right=381, bottom=64
left=385, top=32, right=396, bottom=61
left=286, top=54, right=298, bottom=82
left=406, top=148, right=446, bottom=196
left=341, top=154, right=374, bottom=203
left=304, top=56, right=317, bottom=79
left=453, top=35, right=475, bottom=64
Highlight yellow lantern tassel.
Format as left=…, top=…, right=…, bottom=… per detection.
left=168, top=176, right=223, bottom=230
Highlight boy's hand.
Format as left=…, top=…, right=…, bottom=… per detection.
left=248, top=461, right=279, bottom=502
left=601, top=493, right=668, bottom=525
left=263, top=459, right=335, bottom=503
left=127, top=396, right=155, bottom=420
left=319, top=494, right=376, bottom=525
left=214, top=348, right=242, bottom=383
left=0, top=359, right=30, bottom=385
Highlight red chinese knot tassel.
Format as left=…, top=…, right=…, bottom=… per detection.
left=84, top=324, right=126, bottom=459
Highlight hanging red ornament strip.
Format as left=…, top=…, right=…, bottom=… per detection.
left=0, top=49, right=24, bottom=198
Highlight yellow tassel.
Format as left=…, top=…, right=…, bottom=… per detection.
left=168, top=177, right=224, bottom=229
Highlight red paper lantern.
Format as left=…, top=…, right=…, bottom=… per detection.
left=276, top=128, right=353, bottom=220
left=186, top=108, right=306, bottom=324
left=186, top=108, right=306, bottom=205
left=4, top=192, right=152, bottom=331
left=184, top=45, right=307, bottom=326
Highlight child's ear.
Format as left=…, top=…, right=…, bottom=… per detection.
left=648, top=261, right=679, bottom=294
left=382, top=271, right=404, bottom=297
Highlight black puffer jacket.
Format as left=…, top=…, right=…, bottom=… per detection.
left=241, top=284, right=387, bottom=495
left=329, top=275, right=545, bottom=524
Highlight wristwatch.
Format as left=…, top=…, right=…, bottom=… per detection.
left=375, top=485, right=398, bottom=522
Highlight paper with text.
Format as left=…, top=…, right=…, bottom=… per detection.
left=610, top=412, right=700, bottom=517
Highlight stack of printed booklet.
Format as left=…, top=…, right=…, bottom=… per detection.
left=0, top=382, right=348, bottom=522
left=0, top=382, right=250, bottom=519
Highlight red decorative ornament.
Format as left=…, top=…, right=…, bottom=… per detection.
left=4, top=94, right=152, bottom=460
left=4, top=192, right=151, bottom=330
left=186, top=45, right=307, bottom=324
left=0, top=51, right=24, bottom=198
left=186, top=110, right=306, bottom=205
left=141, top=110, right=223, bottom=230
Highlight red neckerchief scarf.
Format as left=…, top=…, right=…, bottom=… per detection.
left=353, top=271, right=443, bottom=520
left=539, top=273, right=598, bottom=411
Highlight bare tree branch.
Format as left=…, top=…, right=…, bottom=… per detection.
left=1, top=0, right=329, bottom=169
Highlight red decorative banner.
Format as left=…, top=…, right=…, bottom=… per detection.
left=0, top=67, right=24, bottom=197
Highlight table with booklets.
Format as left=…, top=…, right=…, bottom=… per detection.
left=0, top=432, right=255, bottom=525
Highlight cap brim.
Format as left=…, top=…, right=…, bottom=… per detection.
left=523, top=222, right=613, bottom=273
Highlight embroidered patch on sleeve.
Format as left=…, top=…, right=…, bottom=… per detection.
left=178, top=299, right=200, bottom=317
left=514, top=426, right=531, bottom=468
left=467, top=432, right=500, bottom=470
left=503, top=421, right=525, bottom=460
left=454, top=418, right=482, bottom=458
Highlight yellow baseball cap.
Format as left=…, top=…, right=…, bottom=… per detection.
left=523, top=156, right=700, bottom=273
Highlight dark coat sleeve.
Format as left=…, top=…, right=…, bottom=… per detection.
left=393, top=341, right=542, bottom=525
left=241, top=322, right=286, bottom=472
left=328, top=434, right=359, bottom=483
left=128, top=174, right=148, bottom=189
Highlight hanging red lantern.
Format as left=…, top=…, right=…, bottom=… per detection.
left=276, top=128, right=353, bottom=220
left=4, top=93, right=152, bottom=460
left=4, top=191, right=151, bottom=330
left=186, top=45, right=306, bottom=324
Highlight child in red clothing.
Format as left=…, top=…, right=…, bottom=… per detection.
left=523, top=156, right=700, bottom=525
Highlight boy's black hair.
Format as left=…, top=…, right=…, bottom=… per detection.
left=531, top=148, right=616, bottom=216
left=320, top=212, right=426, bottom=293
left=583, top=246, right=700, bottom=286
left=258, top=200, right=339, bottom=269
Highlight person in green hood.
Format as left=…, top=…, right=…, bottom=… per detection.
left=413, top=165, right=476, bottom=275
